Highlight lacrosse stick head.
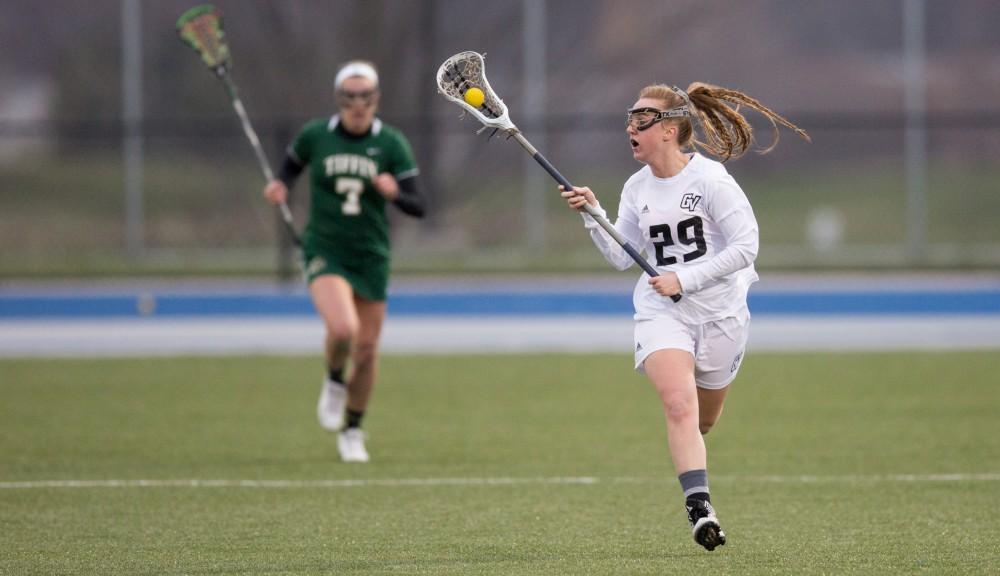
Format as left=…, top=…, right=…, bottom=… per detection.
left=176, top=5, right=231, bottom=72
left=436, top=51, right=517, bottom=133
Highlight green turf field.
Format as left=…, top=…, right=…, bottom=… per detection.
left=2, top=352, right=998, bottom=574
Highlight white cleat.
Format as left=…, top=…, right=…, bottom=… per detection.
left=337, top=428, right=370, bottom=463
left=317, top=377, right=347, bottom=431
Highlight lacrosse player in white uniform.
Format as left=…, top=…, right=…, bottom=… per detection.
left=562, top=83, right=809, bottom=551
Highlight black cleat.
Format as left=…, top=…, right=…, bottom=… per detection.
left=686, top=499, right=727, bottom=551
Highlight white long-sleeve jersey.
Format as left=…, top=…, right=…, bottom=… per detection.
left=582, top=153, right=759, bottom=324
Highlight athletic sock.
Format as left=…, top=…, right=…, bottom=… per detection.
left=345, top=409, right=364, bottom=430
left=686, top=491, right=711, bottom=504
left=678, top=469, right=711, bottom=502
left=328, top=368, right=345, bottom=385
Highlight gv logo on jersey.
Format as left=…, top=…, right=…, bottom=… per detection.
left=680, top=193, right=702, bottom=211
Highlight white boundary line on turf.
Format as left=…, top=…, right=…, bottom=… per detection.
left=2, top=473, right=999, bottom=490
left=732, top=473, right=1000, bottom=483
left=0, top=477, right=600, bottom=489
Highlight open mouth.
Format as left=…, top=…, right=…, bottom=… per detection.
left=630, top=138, right=639, bottom=149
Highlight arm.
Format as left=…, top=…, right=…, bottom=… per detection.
left=561, top=185, right=642, bottom=271
left=673, top=183, right=759, bottom=294
left=393, top=174, right=426, bottom=218
left=375, top=129, right=424, bottom=217
left=263, top=153, right=304, bottom=206
left=264, top=124, right=311, bottom=205
left=371, top=172, right=426, bottom=218
left=277, top=154, right=304, bottom=189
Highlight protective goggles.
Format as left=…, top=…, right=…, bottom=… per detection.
left=625, top=105, right=691, bottom=131
left=336, top=88, right=378, bottom=107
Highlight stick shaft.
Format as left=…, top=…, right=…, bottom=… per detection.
left=231, top=97, right=274, bottom=181
left=220, top=73, right=300, bottom=246
left=510, top=132, right=681, bottom=302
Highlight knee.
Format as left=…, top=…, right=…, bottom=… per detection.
left=660, top=391, right=696, bottom=425
left=352, top=339, right=379, bottom=368
left=325, top=318, right=359, bottom=344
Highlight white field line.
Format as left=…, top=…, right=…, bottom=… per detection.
left=2, top=473, right=999, bottom=490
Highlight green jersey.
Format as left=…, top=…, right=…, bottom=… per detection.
left=290, top=116, right=418, bottom=259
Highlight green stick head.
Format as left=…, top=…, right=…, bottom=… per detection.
left=176, top=5, right=231, bottom=71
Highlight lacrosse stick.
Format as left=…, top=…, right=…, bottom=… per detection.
left=436, top=51, right=679, bottom=301
left=176, top=5, right=300, bottom=246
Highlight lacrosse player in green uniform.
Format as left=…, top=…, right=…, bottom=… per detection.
left=264, top=60, right=425, bottom=462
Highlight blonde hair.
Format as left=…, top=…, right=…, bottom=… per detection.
left=639, top=83, right=810, bottom=161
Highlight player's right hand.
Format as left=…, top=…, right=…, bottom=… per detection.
left=559, top=185, right=597, bottom=212
left=263, top=180, right=288, bottom=205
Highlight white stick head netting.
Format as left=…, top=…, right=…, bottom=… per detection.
left=436, top=51, right=516, bottom=132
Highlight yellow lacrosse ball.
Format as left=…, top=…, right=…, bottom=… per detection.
left=464, top=87, right=485, bottom=108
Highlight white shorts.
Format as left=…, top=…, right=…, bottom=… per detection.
left=633, top=308, right=751, bottom=390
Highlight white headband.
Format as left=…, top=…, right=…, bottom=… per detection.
left=334, top=62, right=379, bottom=90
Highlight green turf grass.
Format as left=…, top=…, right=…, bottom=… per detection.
left=2, top=352, right=998, bottom=574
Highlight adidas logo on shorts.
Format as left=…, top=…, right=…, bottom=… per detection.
left=730, top=352, right=743, bottom=373
left=641, top=205, right=650, bottom=214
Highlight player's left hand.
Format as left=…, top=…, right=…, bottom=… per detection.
left=559, top=185, right=597, bottom=212
left=373, top=173, right=399, bottom=201
left=649, top=272, right=682, bottom=298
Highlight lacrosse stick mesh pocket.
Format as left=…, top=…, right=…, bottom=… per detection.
left=437, top=53, right=505, bottom=121
left=177, top=5, right=230, bottom=70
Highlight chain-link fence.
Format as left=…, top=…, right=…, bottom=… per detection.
left=2, top=0, right=998, bottom=278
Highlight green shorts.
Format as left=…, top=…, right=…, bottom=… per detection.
left=302, top=247, right=389, bottom=301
